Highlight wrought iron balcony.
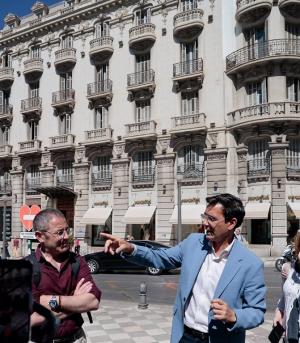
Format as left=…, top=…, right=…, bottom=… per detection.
left=177, top=163, right=204, bottom=184
left=287, top=157, right=300, bottom=179
left=0, top=67, right=14, bottom=90
left=0, top=180, right=11, bottom=195
left=227, top=101, right=300, bottom=129
left=173, top=58, right=203, bottom=91
left=0, top=144, right=12, bottom=158
left=279, top=0, right=300, bottom=22
left=54, top=48, right=76, bottom=71
left=171, top=113, right=206, bottom=134
left=129, top=23, right=156, bottom=53
left=18, top=140, right=42, bottom=155
left=23, top=57, right=43, bottom=81
left=226, top=39, right=300, bottom=75
left=125, top=120, right=157, bottom=140
left=26, top=176, right=41, bottom=194
left=84, top=128, right=113, bottom=146
left=87, top=80, right=113, bottom=105
left=173, top=9, right=204, bottom=41
left=247, top=158, right=271, bottom=179
left=127, top=70, right=155, bottom=100
left=56, top=173, right=74, bottom=188
left=0, top=104, right=13, bottom=126
left=21, top=97, right=42, bottom=119
left=236, top=0, right=273, bottom=24
left=132, top=167, right=155, bottom=187
left=92, top=171, right=112, bottom=190
left=51, top=89, right=75, bottom=110
left=49, top=134, right=75, bottom=150
left=89, top=36, right=114, bottom=63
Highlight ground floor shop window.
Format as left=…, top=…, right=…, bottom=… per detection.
left=92, top=216, right=112, bottom=246
left=131, top=223, right=155, bottom=241
left=251, top=219, right=270, bottom=244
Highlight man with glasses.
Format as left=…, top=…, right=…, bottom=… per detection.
left=102, top=193, right=266, bottom=343
left=29, top=209, right=101, bottom=343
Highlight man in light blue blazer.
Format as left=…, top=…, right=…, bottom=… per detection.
left=102, top=193, right=266, bottom=343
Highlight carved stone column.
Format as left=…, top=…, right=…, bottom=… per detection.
left=10, top=155, right=24, bottom=233
left=73, top=145, right=89, bottom=234
left=269, top=136, right=289, bottom=251
left=40, top=150, right=55, bottom=209
left=204, top=148, right=228, bottom=196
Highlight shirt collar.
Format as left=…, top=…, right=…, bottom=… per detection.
left=210, top=238, right=236, bottom=261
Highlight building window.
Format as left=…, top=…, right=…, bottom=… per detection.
left=29, top=82, right=39, bottom=98
left=181, top=0, right=198, bottom=11
left=1, top=54, right=12, bottom=68
left=132, top=151, right=155, bottom=181
left=57, top=160, right=74, bottom=186
left=287, top=77, right=300, bottom=101
left=181, top=92, right=199, bottom=116
left=61, top=35, right=73, bottom=49
left=287, top=138, right=300, bottom=170
left=177, top=144, right=204, bottom=178
left=28, top=121, right=38, bottom=140
left=59, top=114, right=72, bottom=134
left=180, top=40, right=198, bottom=63
left=0, top=90, right=10, bottom=113
left=92, top=156, right=112, bottom=178
left=246, top=79, right=267, bottom=106
left=286, top=23, right=300, bottom=39
left=95, top=107, right=108, bottom=129
left=96, top=64, right=109, bottom=82
left=135, top=100, right=151, bottom=122
left=95, top=22, right=110, bottom=38
left=244, top=26, right=266, bottom=59
left=247, top=140, right=270, bottom=175
left=0, top=127, right=9, bottom=145
left=135, top=8, right=151, bottom=25
left=30, top=46, right=41, bottom=59
left=92, top=218, right=112, bottom=246
left=26, top=164, right=41, bottom=189
left=60, top=72, right=72, bottom=91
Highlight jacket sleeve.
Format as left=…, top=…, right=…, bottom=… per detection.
left=123, top=240, right=185, bottom=270
left=228, top=261, right=266, bottom=331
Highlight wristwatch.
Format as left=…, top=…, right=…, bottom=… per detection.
left=49, top=295, right=60, bottom=312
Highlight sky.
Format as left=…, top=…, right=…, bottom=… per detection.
left=0, top=0, right=60, bottom=28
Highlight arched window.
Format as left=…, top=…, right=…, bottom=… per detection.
left=287, top=138, right=300, bottom=170
left=181, top=0, right=198, bottom=11
left=92, top=156, right=112, bottom=178
left=61, top=35, right=73, bottom=49
left=132, top=151, right=155, bottom=181
left=247, top=139, right=270, bottom=175
left=177, top=144, right=204, bottom=177
left=95, top=22, right=110, bottom=38
left=57, top=160, right=74, bottom=186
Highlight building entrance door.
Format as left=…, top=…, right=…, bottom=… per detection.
left=56, top=197, right=74, bottom=229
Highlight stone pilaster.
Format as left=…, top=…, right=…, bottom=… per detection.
left=74, top=145, right=89, bottom=234
left=236, top=146, right=248, bottom=204
left=10, top=155, right=24, bottom=234
left=269, top=136, right=289, bottom=250
left=155, top=153, right=175, bottom=245
left=204, top=148, right=228, bottom=197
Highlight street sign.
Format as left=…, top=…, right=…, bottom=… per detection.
left=19, top=232, right=36, bottom=240
left=19, top=204, right=41, bottom=231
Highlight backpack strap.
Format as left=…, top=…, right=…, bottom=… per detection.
left=25, top=252, right=41, bottom=288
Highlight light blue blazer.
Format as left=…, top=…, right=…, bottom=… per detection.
left=126, top=233, right=266, bottom=343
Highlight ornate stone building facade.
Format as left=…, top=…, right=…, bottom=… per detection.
left=0, top=0, right=299, bottom=252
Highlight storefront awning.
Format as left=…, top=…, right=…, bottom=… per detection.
left=288, top=202, right=300, bottom=219
left=81, top=207, right=112, bottom=225
left=244, top=202, right=270, bottom=219
left=123, top=206, right=156, bottom=224
left=169, top=205, right=206, bottom=224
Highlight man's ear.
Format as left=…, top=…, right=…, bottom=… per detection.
left=228, top=218, right=237, bottom=231
left=35, top=231, right=45, bottom=243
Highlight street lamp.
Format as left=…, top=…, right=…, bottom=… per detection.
left=177, top=173, right=183, bottom=244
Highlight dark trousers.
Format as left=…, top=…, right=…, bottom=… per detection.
left=179, top=331, right=209, bottom=343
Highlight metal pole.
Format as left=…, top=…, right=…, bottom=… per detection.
left=2, top=199, right=7, bottom=259
left=177, top=181, right=182, bottom=244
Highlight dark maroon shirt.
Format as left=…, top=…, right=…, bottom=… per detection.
left=32, top=246, right=101, bottom=338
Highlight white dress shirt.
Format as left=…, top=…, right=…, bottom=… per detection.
left=184, top=239, right=235, bottom=333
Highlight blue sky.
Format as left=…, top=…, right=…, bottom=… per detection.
left=0, top=0, right=59, bottom=28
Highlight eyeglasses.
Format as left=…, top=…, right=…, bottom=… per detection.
left=201, top=213, right=224, bottom=224
left=46, top=227, right=71, bottom=238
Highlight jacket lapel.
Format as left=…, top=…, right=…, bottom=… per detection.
left=213, top=240, right=244, bottom=299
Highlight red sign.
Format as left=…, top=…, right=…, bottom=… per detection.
left=19, top=204, right=41, bottom=231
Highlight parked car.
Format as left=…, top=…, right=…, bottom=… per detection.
left=84, top=240, right=172, bottom=275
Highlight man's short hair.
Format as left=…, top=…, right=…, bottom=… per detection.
left=206, top=193, right=245, bottom=229
left=33, top=209, right=66, bottom=232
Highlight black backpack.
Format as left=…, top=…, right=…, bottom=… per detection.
left=25, top=252, right=93, bottom=323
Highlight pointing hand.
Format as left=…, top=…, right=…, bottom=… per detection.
left=101, top=233, right=134, bottom=255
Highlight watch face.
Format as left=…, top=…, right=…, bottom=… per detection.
left=49, top=298, right=58, bottom=310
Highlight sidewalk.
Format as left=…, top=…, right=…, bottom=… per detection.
left=82, top=299, right=273, bottom=343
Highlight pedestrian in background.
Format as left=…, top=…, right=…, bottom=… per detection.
left=12, top=236, right=20, bottom=258
left=75, top=238, right=80, bottom=254
left=234, top=228, right=245, bottom=243
left=102, top=193, right=266, bottom=343
left=29, top=209, right=101, bottom=343
left=273, top=230, right=300, bottom=342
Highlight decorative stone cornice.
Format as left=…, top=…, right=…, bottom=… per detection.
left=204, top=148, right=228, bottom=160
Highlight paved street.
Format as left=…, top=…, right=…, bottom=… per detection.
left=82, top=266, right=282, bottom=342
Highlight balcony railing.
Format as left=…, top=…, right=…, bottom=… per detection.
left=87, top=80, right=112, bottom=97
left=92, top=171, right=112, bottom=189
left=52, top=89, right=75, bottom=105
left=172, top=113, right=206, bottom=129
left=23, top=57, right=43, bottom=73
left=237, top=0, right=257, bottom=9
left=173, top=58, right=203, bottom=78
left=0, top=180, right=11, bottom=194
left=247, top=158, right=271, bottom=177
left=127, top=70, right=155, bottom=87
left=21, top=97, right=42, bottom=112
left=55, top=48, right=76, bottom=61
left=132, top=167, right=155, bottom=184
left=0, top=104, right=13, bottom=116
left=50, top=134, right=75, bottom=147
left=56, top=173, right=74, bottom=187
left=227, top=102, right=300, bottom=128
left=19, top=140, right=42, bottom=152
left=173, top=8, right=204, bottom=26
left=177, top=163, right=204, bottom=181
left=90, top=36, right=113, bottom=50
left=226, top=39, right=300, bottom=72
left=287, top=157, right=300, bottom=178
left=0, top=67, right=14, bottom=79
left=125, top=120, right=156, bottom=137
left=85, top=128, right=112, bottom=142
left=0, top=145, right=12, bottom=156
left=129, top=23, right=155, bottom=39
left=26, top=176, right=41, bottom=193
